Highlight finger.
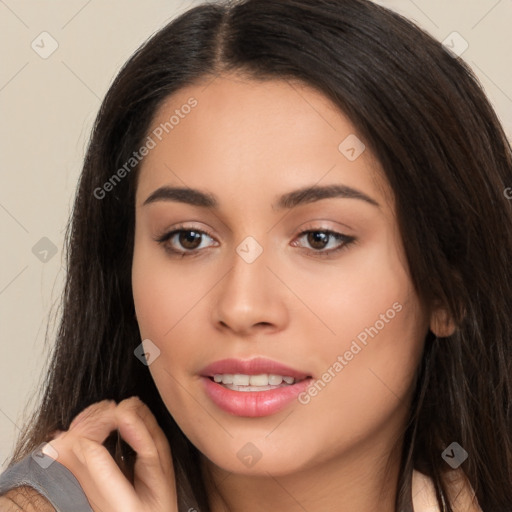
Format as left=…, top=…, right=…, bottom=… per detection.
left=49, top=398, right=176, bottom=511
left=118, top=397, right=174, bottom=476
left=114, top=398, right=177, bottom=508
left=43, top=428, right=140, bottom=511
left=72, top=437, right=139, bottom=512
left=113, top=397, right=178, bottom=510
left=69, top=399, right=115, bottom=428
left=115, top=398, right=163, bottom=478
left=50, top=400, right=142, bottom=511
left=46, top=400, right=118, bottom=469
left=69, top=399, right=118, bottom=443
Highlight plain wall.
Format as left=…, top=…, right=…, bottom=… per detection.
left=1, top=0, right=511, bottom=470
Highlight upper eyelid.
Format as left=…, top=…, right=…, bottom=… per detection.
left=159, top=225, right=347, bottom=239
left=157, top=226, right=218, bottom=243
left=159, top=226, right=351, bottom=251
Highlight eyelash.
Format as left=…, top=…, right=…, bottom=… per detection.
left=153, top=224, right=356, bottom=258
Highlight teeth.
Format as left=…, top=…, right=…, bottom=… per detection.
left=249, top=374, right=268, bottom=386
left=212, top=373, right=297, bottom=386
left=268, top=374, right=283, bottom=385
left=233, top=374, right=250, bottom=386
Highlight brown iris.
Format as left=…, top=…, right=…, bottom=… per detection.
left=307, top=231, right=330, bottom=250
left=179, top=230, right=202, bottom=249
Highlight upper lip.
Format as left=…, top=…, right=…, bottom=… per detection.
left=200, top=357, right=311, bottom=379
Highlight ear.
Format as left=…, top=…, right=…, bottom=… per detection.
left=429, top=305, right=457, bottom=338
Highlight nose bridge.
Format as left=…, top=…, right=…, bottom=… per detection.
left=224, top=234, right=270, bottom=303
left=213, top=234, right=288, bottom=333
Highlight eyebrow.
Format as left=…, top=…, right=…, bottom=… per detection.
left=143, top=186, right=216, bottom=208
left=142, top=184, right=380, bottom=209
left=275, top=184, right=380, bottom=209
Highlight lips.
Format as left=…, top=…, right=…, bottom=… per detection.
left=199, top=357, right=313, bottom=417
left=200, top=357, right=311, bottom=380
left=201, top=375, right=313, bottom=417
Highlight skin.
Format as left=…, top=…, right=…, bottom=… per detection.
left=128, top=74, right=454, bottom=512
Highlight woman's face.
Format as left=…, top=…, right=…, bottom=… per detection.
left=132, top=74, right=433, bottom=477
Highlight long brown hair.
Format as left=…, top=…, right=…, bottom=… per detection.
left=9, top=1, right=512, bottom=510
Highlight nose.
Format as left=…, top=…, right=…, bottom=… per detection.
left=212, top=242, right=289, bottom=337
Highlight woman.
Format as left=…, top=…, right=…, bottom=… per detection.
left=1, top=0, right=511, bottom=510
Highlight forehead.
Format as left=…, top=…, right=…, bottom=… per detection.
left=135, top=74, right=391, bottom=208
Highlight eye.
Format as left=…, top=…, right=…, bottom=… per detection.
left=292, top=229, right=355, bottom=256
left=154, top=226, right=217, bottom=256
left=154, top=226, right=355, bottom=258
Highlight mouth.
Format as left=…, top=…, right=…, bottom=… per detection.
left=199, top=357, right=313, bottom=417
left=206, top=373, right=309, bottom=392
left=200, top=356, right=311, bottom=381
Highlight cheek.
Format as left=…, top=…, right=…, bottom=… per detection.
left=131, top=237, right=213, bottom=340
left=131, top=245, right=205, bottom=424
left=131, top=239, right=217, bottom=397
left=289, top=229, right=427, bottom=411
left=296, top=293, right=425, bottom=460
left=132, top=266, right=180, bottom=341
left=286, top=226, right=420, bottom=353
left=280, top=298, right=426, bottom=472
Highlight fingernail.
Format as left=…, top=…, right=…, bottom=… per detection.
left=42, top=442, right=59, bottom=460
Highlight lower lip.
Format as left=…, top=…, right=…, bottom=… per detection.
left=201, top=376, right=313, bottom=417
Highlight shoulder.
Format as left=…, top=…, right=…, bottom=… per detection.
left=412, top=468, right=482, bottom=512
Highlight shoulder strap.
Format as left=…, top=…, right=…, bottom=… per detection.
left=0, top=449, right=93, bottom=512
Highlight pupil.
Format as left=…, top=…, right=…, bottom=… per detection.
left=179, top=231, right=201, bottom=249
left=308, top=232, right=328, bottom=249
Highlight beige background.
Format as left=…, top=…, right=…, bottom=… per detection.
left=1, top=0, right=511, bottom=470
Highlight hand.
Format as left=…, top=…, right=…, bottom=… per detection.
left=43, top=397, right=178, bottom=512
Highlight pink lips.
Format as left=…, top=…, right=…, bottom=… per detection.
left=199, top=357, right=313, bottom=417
left=200, top=357, right=310, bottom=380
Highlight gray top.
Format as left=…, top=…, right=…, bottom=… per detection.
left=0, top=448, right=92, bottom=512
